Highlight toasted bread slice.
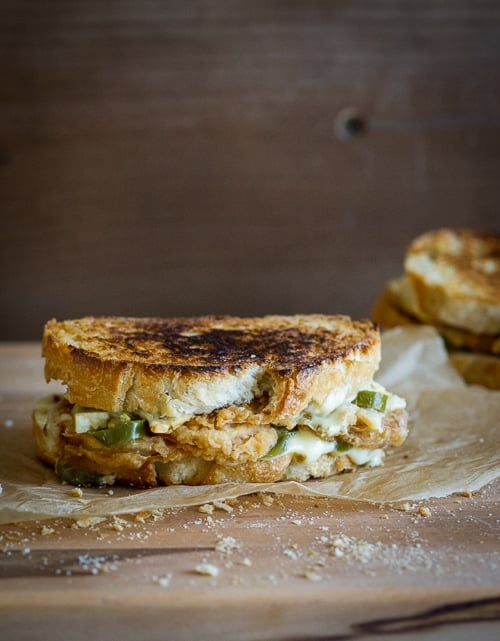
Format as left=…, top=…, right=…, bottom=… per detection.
left=43, top=315, right=381, bottom=430
left=404, top=229, right=500, bottom=334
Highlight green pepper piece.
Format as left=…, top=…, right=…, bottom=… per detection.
left=335, top=439, right=352, bottom=453
left=55, top=461, right=115, bottom=487
left=89, top=415, right=148, bottom=447
left=353, top=390, right=388, bottom=412
left=264, top=427, right=294, bottom=458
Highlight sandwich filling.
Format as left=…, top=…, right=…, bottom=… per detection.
left=33, top=381, right=407, bottom=487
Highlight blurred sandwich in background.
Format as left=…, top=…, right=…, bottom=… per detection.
left=372, top=228, right=500, bottom=390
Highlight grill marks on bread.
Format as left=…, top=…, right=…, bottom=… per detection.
left=52, top=316, right=377, bottom=370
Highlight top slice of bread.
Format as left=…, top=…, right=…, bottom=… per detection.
left=404, top=228, right=500, bottom=334
left=42, top=315, right=380, bottom=429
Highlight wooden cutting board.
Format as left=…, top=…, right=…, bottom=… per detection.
left=1, top=344, right=499, bottom=641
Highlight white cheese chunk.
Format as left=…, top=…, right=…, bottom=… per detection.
left=72, top=407, right=110, bottom=433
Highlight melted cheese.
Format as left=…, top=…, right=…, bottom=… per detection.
left=273, top=426, right=384, bottom=468
left=347, top=446, right=384, bottom=467
left=279, top=427, right=339, bottom=461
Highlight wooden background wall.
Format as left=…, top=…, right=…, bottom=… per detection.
left=1, top=1, right=499, bottom=340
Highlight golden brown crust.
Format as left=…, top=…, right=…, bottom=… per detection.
left=42, top=315, right=381, bottom=426
left=404, top=228, right=500, bottom=334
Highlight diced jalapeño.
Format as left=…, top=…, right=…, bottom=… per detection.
left=353, top=390, right=388, bottom=412
left=89, top=414, right=148, bottom=447
left=335, top=439, right=352, bottom=453
left=264, top=427, right=294, bottom=458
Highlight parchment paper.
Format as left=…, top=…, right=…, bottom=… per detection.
left=1, top=326, right=499, bottom=524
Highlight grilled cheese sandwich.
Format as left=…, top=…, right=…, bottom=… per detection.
left=33, top=315, right=409, bottom=487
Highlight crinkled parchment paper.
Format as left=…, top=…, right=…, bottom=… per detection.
left=0, top=326, right=499, bottom=523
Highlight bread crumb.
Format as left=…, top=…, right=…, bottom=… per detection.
left=154, top=573, right=173, bottom=587
left=461, top=491, right=472, bottom=498
left=418, top=507, right=432, bottom=518
left=77, top=553, right=114, bottom=575
left=240, top=557, right=253, bottom=567
left=260, top=494, right=274, bottom=507
left=72, top=516, right=106, bottom=529
left=395, top=502, right=413, bottom=512
left=134, top=511, right=154, bottom=523
left=215, top=535, right=240, bottom=554
left=194, top=563, right=220, bottom=577
left=331, top=536, right=345, bottom=548
left=303, top=571, right=322, bottom=581
left=41, top=526, right=55, bottom=536
left=110, top=516, right=128, bottom=532
left=283, top=547, right=299, bottom=561
left=68, top=488, right=83, bottom=498
left=199, top=503, right=215, bottom=515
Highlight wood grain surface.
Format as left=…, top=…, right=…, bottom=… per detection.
left=1, top=1, right=500, bottom=339
left=0, top=343, right=499, bottom=640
